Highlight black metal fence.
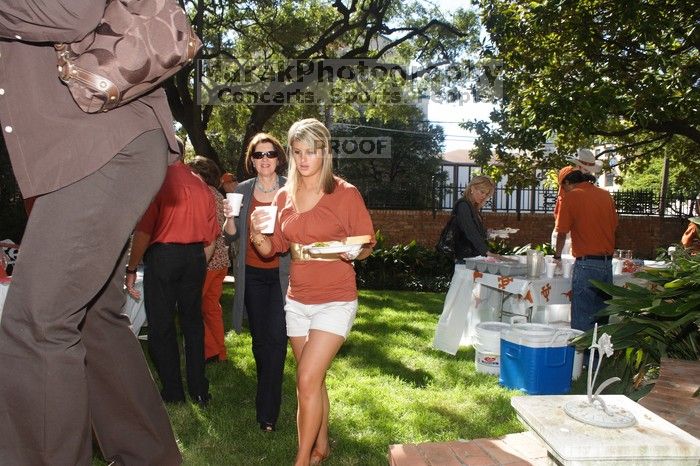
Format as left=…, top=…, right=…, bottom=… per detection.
left=359, top=183, right=697, bottom=218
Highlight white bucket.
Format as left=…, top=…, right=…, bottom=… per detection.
left=567, top=329, right=585, bottom=380
left=474, top=322, right=510, bottom=375
left=531, top=304, right=571, bottom=325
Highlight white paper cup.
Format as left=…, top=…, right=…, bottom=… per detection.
left=254, top=205, right=277, bottom=234
left=545, top=261, right=556, bottom=278
left=612, top=258, right=623, bottom=275
left=226, top=193, right=244, bottom=217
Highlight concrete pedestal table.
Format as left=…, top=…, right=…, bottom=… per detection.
left=512, top=394, right=700, bottom=465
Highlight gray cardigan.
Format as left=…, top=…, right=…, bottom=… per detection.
left=223, top=177, right=290, bottom=333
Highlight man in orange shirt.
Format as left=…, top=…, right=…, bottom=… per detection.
left=125, top=158, right=220, bottom=407
left=554, top=168, right=618, bottom=331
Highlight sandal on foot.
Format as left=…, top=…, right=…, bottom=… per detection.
left=310, top=447, right=330, bottom=465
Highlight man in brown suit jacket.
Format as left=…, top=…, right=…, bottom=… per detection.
left=0, top=2, right=182, bottom=464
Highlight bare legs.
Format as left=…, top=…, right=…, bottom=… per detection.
left=289, top=330, right=344, bottom=466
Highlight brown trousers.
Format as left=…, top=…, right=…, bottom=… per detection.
left=0, top=130, right=181, bottom=465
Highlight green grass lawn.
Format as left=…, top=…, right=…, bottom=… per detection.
left=96, top=286, right=531, bottom=465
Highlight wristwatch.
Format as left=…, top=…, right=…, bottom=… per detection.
left=125, top=266, right=137, bottom=275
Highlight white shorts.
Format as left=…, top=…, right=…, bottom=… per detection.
left=285, top=298, right=358, bottom=339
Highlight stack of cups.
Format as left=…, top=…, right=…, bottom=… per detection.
left=526, top=250, right=544, bottom=278
left=545, top=257, right=557, bottom=278
left=561, top=258, right=574, bottom=278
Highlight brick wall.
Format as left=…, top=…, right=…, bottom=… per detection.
left=369, top=210, right=689, bottom=259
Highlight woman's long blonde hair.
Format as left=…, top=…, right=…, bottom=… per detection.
left=285, top=118, right=336, bottom=203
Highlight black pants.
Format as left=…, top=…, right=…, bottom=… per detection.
left=144, top=242, right=209, bottom=401
left=244, top=265, right=287, bottom=426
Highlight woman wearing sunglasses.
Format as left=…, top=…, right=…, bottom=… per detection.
left=249, top=118, right=375, bottom=465
left=222, top=133, right=290, bottom=433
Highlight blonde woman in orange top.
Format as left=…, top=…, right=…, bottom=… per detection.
left=250, top=118, right=375, bottom=466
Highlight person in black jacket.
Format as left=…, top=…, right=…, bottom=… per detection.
left=432, top=174, right=502, bottom=355
left=453, top=175, right=496, bottom=261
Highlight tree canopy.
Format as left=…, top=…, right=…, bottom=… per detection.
left=619, top=136, right=700, bottom=198
left=465, top=0, right=699, bottom=187
left=172, top=0, right=479, bottom=176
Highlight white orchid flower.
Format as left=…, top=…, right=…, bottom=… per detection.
left=598, top=333, right=614, bottom=357
left=586, top=325, right=619, bottom=404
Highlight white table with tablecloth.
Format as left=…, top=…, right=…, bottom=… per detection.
left=0, top=280, right=9, bottom=321
left=123, top=272, right=147, bottom=336
left=432, top=264, right=648, bottom=355
left=0, top=276, right=146, bottom=336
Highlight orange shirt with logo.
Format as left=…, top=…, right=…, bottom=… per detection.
left=555, top=182, right=618, bottom=257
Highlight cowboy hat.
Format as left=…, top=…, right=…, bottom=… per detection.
left=566, top=149, right=603, bottom=174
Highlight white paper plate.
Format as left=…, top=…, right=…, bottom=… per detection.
left=643, top=260, right=669, bottom=269
left=306, top=244, right=362, bottom=255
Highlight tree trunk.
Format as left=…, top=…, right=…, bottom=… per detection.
left=188, top=116, right=219, bottom=164
left=658, top=154, right=670, bottom=218
left=166, top=74, right=221, bottom=166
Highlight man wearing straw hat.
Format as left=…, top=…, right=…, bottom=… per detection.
left=551, top=149, right=604, bottom=256
left=566, top=148, right=603, bottom=175
left=554, top=168, right=618, bottom=331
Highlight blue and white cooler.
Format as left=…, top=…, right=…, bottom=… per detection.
left=499, top=323, right=575, bottom=394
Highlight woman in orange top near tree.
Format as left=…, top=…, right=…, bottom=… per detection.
left=186, top=156, right=230, bottom=363
left=681, top=194, right=700, bottom=255
left=249, top=118, right=375, bottom=466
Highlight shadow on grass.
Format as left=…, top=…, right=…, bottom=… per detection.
left=336, top=290, right=452, bottom=388
left=339, top=338, right=433, bottom=388
left=91, top=285, right=533, bottom=465
left=351, top=318, right=426, bottom=338
left=359, top=291, right=446, bottom=315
